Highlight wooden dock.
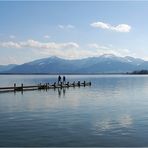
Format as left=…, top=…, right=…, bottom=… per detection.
left=0, top=81, right=91, bottom=93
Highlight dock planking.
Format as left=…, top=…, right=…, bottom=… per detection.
left=0, top=81, right=91, bottom=93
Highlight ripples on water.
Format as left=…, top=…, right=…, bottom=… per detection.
left=0, top=75, right=148, bottom=146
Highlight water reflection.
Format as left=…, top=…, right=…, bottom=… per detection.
left=118, top=114, right=133, bottom=128
left=93, top=114, right=133, bottom=134
left=1, top=75, right=148, bottom=146
left=8, top=86, right=68, bottom=98
left=58, top=88, right=66, bottom=98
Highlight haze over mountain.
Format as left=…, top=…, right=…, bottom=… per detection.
left=0, top=64, right=17, bottom=72
left=1, top=54, right=148, bottom=73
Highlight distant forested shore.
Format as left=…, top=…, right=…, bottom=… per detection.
left=0, top=70, right=148, bottom=75
left=129, top=70, right=148, bottom=74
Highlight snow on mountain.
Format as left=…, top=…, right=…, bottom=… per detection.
left=2, top=55, right=148, bottom=73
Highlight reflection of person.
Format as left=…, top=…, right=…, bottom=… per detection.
left=63, top=76, right=66, bottom=84
left=63, top=88, right=66, bottom=96
left=58, top=88, right=61, bottom=97
left=58, top=75, right=61, bottom=84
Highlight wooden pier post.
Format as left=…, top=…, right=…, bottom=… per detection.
left=14, top=83, right=16, bottom=91
left=60, top=82, right=63, bottom=88
left=21, top=83, right=23, bottom=90
left=84, top=81, right=86, bottom=87
left=38, top=83, right=41, bottom=90
left=21, top=83, right=23, bottom=94
left=53, top=82, right=56, bottom=88
left=89, top=82, right=91, bottom=86
left=78, top=81, right=80, bottom=87
left=73, top=81, right=75, bottom=87
left=67, top=82, right=69, bottom=87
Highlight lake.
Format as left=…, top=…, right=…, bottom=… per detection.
left=0, top=74, right=148, bottom=146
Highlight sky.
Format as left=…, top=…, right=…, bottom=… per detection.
left=0, top=1, right=148, bottom=65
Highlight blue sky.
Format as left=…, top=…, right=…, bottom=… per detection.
left=0, top=1, right=148, bottom=64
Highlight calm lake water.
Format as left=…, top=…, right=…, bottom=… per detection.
left=1, top=74, right=148, bottom=146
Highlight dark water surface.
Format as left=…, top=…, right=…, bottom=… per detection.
left=0, top=75, right=148, bottom=146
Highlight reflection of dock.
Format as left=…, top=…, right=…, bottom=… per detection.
left=0, top=81, right=91, bottom=93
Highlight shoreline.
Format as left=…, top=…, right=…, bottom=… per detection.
left=0, top=73, right=146, bottom=75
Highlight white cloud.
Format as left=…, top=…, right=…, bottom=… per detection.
left=67, top=24, right=75, bottom=29
left=58, top=25, right=64, bottom=29
left=91, top=22, right=110, bottom=29
left=0, top=41, right=21, bottom=48
left=88, top=43, right=131, bottom=57
left=58, top=24, right=75, bottom=29
left=88, top=43, right=110, bottom=50
left=0, top=40, right=79, bottom=50
left=39, top=43, right=132, bottom=59
left=9, top=35, right=16, bottom=39
left=0, top=40, right=133, bottom=60
left=112, top=24, right=131, bottom=32
left=20, top=40, right=79, bottom=49
left=91, top=21, right=131, bottom=32
left=44, top=35, right=50, bottom=39
left=39, top=47, right=98, bottom=59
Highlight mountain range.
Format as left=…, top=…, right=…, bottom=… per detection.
left=0, top=64, right=17, bottom=72
left=1, top=54, right=148, bottom=73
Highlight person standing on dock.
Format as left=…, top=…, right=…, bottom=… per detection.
left=63, top=76, right=66, bottom=84
left=58, top=75, right=61, bottom=84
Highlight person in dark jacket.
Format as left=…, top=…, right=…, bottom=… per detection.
left=58, top=75, right=61, bottom=84
left=63, top=76, right=66, bottom=84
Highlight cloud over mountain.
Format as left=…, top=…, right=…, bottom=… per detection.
left=0, top=40, right=79, bottom=50
left=0, top=40, right=134, bottom=60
